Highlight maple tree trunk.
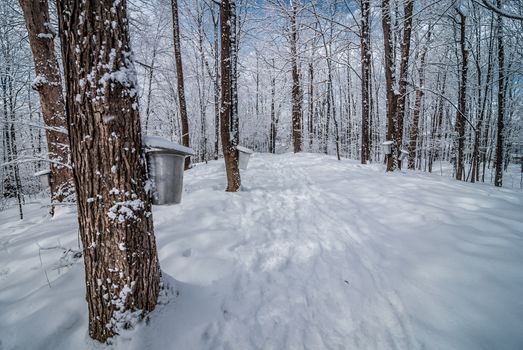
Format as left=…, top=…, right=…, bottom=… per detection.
left=360, top=0, right=371, bottom=164
left=308, top=61, right=314, bottom=149
left=220, top=0, right=241, bottom=192
left=395, top=0, right=414, bottom=169
left=270, top=68, right=276, bottom=154
left=172, top=0, right=191, bottom=170
left=382, top=0, right=397, bottom=171
left=19, top=0, right=74, bottom=207
left=57, top=0, right=161, bottom=342
left=290, top=4, right=302, bottom=153
left=455, top=10, right=467, bottom=181
left=230, top=0, right=240, bottom=149
left=494, top=0, right=505, bottom=187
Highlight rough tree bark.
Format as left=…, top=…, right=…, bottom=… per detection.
left=395, top=0, right=414, bottom=169
left=220, top=0, right=241, bottom=191
left=382, top=0, right=397, bottom=171
left=230, top=0, right=240, bottom=149
left=171, top=0, right=191, bottom=170
left=290, top=2, right=302, bottom=153
left=269, top=61, right=277, bottom=154
left=57, top=0, right=161, bottom=342
left=494, top=0, right=505, bottom=187
left=455, top=9, right=468, bottom=181
left=308, top=61, right=314, bottom=149
left=19, top=0, right=74, bottom=208
left=360, top=0, right=371, bottom=164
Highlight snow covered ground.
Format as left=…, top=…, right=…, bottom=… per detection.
left=1, top=152, right=522, bottom=350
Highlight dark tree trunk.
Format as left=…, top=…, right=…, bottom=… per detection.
left=220, top=0, right=241, bottom=192
left=308, top=61, right=314, bottom=149
left=212, top=6, right=220, bottom=160
left=269, top=63, right=277, bottom=154
left=2, top=70, right=23, bottom=219
left=396, top=0, right=414, bottom=169
left=230, top=0, right=240, bottom=149
left=382, top=0, right=397, bottom=171
left=290, top=4, right=302, bottom=153
left=360, top=0, right=371, bottom=164
left=171, top=0, right=191, bottom=169
left=19, top=0, right=74, bottom=208
left=57, top=0, right=161, bottom=342
left=494, top=0, right=505, bottom=187
left=143, top=49, right=157, bottom=135
left=455, top=10, right=468, bottom=181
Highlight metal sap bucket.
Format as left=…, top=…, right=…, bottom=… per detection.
left=34, top=169, right=51, bottom=187
left=237, top=145, right=254, bottom=170
left=144, top=136, right=194, bottom=205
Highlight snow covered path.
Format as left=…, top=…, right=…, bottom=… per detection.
left=1, top=153, right=522, bottom=349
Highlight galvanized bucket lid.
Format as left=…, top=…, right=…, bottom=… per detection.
left=236, top=145, right=254, bottom=154
left=34, top=169, right=51, bottom=177
left=143, top=136, right=195, bottom=156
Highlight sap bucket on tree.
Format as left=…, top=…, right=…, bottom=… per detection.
left=34, top=169, right=51, bottom=188
left=399, top=149, right=409, bottom=162
left=237, top=145, right=254, bottom=170
left=144, top=136, right=194, bottom=205
left=382, top=141, right=393, bottom=155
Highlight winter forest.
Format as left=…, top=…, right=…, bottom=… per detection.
left=1, top=0, right=522, bottom=349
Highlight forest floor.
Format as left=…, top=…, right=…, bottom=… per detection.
left=1, top=152, right=522, bottom=350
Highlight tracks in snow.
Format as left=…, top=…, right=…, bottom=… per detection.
left=202, top=154, right=418, bottom=350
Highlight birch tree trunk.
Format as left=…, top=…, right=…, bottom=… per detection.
left=57, top=0, right=161, bottom=342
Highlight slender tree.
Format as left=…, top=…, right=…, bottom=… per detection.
left=290, top=1, right=302, bottom=153
left=407, top=30, right=430, bottom=169
left=360, top=0, right=371, bottom=164
left=494, top=0, right=505, bottom=187
left=395, top=0, right=414, bottom=169
left=269, top=60, right=277, bottom=153
left=57, top=0, right=161, bottom=342
left=382, top=0, right=397, bottom=171
left=171, top=0, right=191, bottom=169
left=220, top=0, right=241, bottom=191
left=455, top=9, right=468, bottom=181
